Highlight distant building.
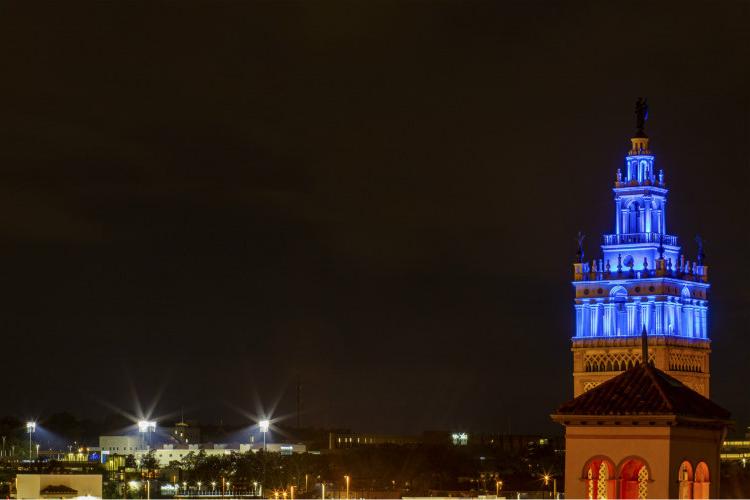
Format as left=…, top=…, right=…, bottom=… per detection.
left=100, top=421, right=200, bottom=451
left=162, top=420, right=201, bottom=445
left=98, top=435, right=307, bottom=467
left=471, top=434, right=562, bottom=453
left=328, top=432, right=420, bottom=449
left=720, top=440, right=750, bottom=462
left=99, top=435, right=141, bottom=454
left=16, top=474, right=102, bottom=499
left=129, top=443, right=305, bottom=466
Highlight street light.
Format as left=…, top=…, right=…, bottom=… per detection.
left=26, top=422, right=35, bottom=460
left=542, top=474, right=557, bottom=499
left=259, top=419, right=270, bottom=451
left=345, top=475, right=350, bottom=499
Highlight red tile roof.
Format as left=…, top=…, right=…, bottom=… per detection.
left=40, top=485, right=78, bottom=494
left=555, top=364, right=730, bottom=420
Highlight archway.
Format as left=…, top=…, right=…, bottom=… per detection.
left=694, top=462, right=710, bottom=499
left=583, top=457, right=615, bottom=499
left=626, top=201, right=641, bottom=233
left=619, top=457, right=649, bottom=499
left=677, top=461, right=693, bottom=499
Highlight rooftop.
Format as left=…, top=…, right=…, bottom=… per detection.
left=554, top=363, right=730, bottom=420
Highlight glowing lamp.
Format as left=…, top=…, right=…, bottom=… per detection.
left=259, top=419, right=270, bottom=433
left=138, top=420, right=156, bottom=433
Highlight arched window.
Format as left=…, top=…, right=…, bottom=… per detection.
left=694, top=462, right=710, bottom=499
left=584, top=457, right=615, bottom=499
left=619, top=457, right=650, bottom=499
left=677, top=461, right=693, bottom=499
left=627, top=202, right=640, bottom=233
left=639, top=160, right=649, bottom=182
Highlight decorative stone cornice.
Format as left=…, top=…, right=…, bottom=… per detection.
left=572, top=336, right=710, bottom=350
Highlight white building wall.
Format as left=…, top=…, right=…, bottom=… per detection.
left=16, top=474, right=102, bottom=499
left=100, top=435, right=142, bottom=453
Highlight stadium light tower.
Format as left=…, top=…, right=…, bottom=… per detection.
left=26, top=422, right=35, bottom=460
left=259, top=419, right=270, bottom=451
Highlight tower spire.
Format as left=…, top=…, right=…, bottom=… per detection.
left=641, top=324, right=649, bottom=366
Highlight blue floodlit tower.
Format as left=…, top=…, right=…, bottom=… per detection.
left=571, top=100, right=710, bottom=397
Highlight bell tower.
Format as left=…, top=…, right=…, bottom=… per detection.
left=571, top=99, right=710, bottom=397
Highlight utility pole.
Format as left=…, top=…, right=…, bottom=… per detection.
left=553, top=478, right=557, bottom=499
left=296, top=374, right=301, bottom=428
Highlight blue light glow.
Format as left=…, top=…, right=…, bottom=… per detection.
left=573, top=139, right=709, bottom=341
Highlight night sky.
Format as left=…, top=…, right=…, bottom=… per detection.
left=1, top=2, right=749, bottom=436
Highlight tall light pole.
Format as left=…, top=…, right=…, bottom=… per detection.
left=26, top=422, right=35, bottom=460
left=553, top=477, right=557, bottom=499
left=259, top=419, right=270, bottom=452
left=543, top=474, right=556, bottom=499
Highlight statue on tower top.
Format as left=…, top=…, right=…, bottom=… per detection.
left=635, top=97, right=649, bottom=137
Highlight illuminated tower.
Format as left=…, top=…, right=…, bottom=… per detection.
left=572, top=100, right=710, bottom=397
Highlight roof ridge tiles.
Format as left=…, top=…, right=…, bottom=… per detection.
left=644, top=364, right=675, bottom=413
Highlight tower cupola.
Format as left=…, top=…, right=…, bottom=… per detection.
left=569, top=100, right=711, bottom=398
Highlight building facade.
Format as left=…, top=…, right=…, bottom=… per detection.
left=552, top=361, right=730, bottom=499
left=572, top=105, right=710, bottom=397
